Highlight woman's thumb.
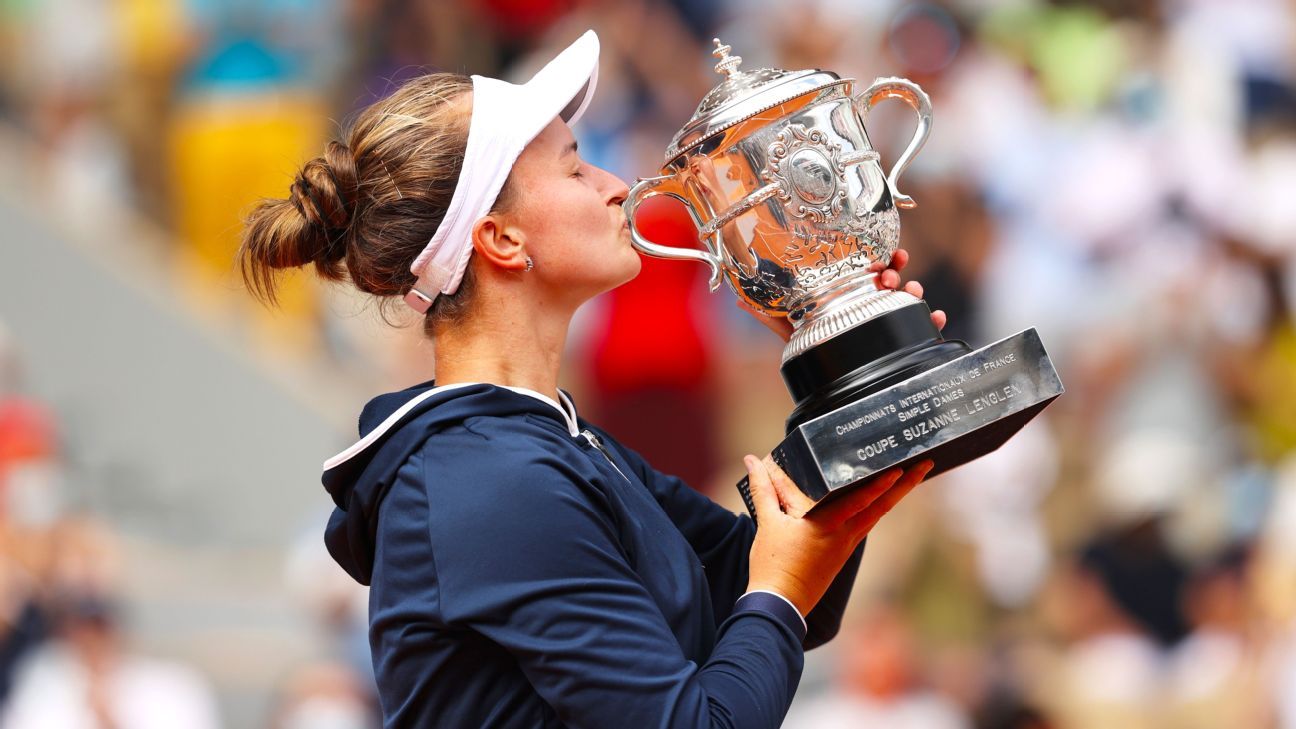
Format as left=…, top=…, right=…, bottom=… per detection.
left=743, top=455, right=782, bottom=522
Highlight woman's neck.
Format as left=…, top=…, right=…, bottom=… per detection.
left=430, top=289, right=572, bottom=402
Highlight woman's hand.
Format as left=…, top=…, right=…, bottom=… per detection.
left=743, top=455, right=935, bottom=617
left=872, top=249, right=948, bottom=331
left=737, top=248, right=947, bottom=342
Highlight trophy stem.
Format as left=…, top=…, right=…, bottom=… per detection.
left=783, top=287, right=920, bottom=365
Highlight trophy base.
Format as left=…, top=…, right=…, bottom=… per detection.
left=738, top=326, right=1063, bottom=519
left=781, top=301, right=970, bottom=428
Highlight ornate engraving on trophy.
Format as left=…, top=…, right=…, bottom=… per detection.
left=787, top=149, right=835, bottom=204
left=845, top=206, right=899, bottom=263
left=735, top=258, right=787, bottom=304
left=765, top=124, right=849, bottom=224
left=781, top=223, right=875, bottom=289
left=763, top=183, right=901, bottom=293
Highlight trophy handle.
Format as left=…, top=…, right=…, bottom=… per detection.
left=625, top=174, right=724, bottom=291
left=854, top=77, right=932, bottom=210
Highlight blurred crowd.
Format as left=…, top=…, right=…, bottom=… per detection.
left=0, top=322, right=226, bottom=727
left=2, top=0, right=1296, bottom=727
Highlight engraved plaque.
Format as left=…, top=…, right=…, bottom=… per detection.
left=787, top=148, right=836, bottom=204
left=742, top=328, right=1063, bottom=512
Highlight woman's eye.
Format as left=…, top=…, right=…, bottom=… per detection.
left=571, top=170, right=584, bottom=179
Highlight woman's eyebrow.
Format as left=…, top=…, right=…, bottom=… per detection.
left=561, top=141, right=579, bottom=158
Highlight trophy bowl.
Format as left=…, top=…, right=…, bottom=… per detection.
left=625, top=40, right=1063, bottom=513
left=626, top=40, right=933, bottom=366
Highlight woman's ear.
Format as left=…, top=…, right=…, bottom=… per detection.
left=470, top=214, right=529, bottom=272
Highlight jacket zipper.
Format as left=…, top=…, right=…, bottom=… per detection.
left=581, top=429, right=631, bottom=484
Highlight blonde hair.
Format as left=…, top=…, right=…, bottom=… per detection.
left=239, top=73, right=504, bottom=332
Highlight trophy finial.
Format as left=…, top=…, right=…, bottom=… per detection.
left=711, top=38, right=743, bottom=78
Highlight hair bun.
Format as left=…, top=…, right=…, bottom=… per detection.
left=240, top=72, right=475, bottom=310
left=290, top=141, right=359, bottom=263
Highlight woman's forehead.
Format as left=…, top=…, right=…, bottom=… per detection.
left=516, top=118, right=574, bottom=170
left=534, top=118, right=575, bottom=153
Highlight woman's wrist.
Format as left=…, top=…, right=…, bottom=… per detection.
left=734, top=590, right=809, bottom=639
left=739, top=588, right=807, bottom=618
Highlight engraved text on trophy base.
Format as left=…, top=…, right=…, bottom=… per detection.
left=796, top=330, right=1063, bottom=494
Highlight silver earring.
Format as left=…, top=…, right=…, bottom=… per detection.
left=524, top=256, right=534, bottom=272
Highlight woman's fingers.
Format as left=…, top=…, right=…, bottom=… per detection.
left=845, top=460, right=935, bottom=536
left=897, top=279, right=946, bottom=330
left=743, top=455, right=784, bottom=520
left=763, top=456, right=814, bottom=517
left=813, top=467, right=904, bottom=530
left=871, top=249, right=910, bottom=292
left=891, top=248, right=910, bottom=272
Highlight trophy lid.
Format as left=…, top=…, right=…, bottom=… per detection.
left=664, top=39, right=847, bottom=165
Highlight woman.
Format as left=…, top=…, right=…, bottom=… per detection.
left=240, top=31, right=940, bottom=729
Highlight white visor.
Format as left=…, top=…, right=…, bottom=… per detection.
left=404, top=30, right=600, bottom=314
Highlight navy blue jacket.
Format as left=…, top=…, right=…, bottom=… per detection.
left=322, top=382, right=862, bottom=728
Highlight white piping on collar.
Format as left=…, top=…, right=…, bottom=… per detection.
left=501, top=385, right=581, bottom=438
left=321, top=382, right=580, bottom=472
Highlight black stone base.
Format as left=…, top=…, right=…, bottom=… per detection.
left=781, top=302, right=971, bottom=428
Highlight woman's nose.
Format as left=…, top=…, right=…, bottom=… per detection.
left=600, top=167, right=629, bottom=206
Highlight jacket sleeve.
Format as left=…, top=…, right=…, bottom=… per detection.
left=593, top=428, right=863, bottom=650
left=424, top=452, right=805, bottom=729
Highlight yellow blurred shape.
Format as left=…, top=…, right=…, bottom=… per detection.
left=114, top=0, right=186, bottom=73
left=169, top=90, right=328, bottom=354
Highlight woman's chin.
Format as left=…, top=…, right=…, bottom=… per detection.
left=580, top=254, right=642, bottom=299
left=605, top=254, right=642, bottom=291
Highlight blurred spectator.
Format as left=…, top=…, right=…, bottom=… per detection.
left=266, top=660, right=377, bottom=729
left=0, top=592, right=221, bottom=729
left=939, top=418, right=1059, bottom=608
left=107, top=0, right=190, bottom=225
left=784, top=603, right=971, bottom=729
left=284, top=516, right=374, bottom=693
left=1164, top=547, right=1270, bottom=729
left=0, top=518, right=219, bottom=729
left=20, top=0, right=131, bottom=223
left=1077, top=519, right=1189, bottom=650
left=0, top=555, right=48, bottom=708
left=0, top=322, right=61, bottom=704
left=1034, top=562, right=1163, bottom=729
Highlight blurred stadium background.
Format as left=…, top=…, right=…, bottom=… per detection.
left=2, top=0, right=1296, bottom=727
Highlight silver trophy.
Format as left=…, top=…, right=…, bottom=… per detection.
left=625, top=40, right=1063, bottom=513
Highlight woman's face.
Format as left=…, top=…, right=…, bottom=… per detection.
left=503, top=118, right=640, bottom=305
